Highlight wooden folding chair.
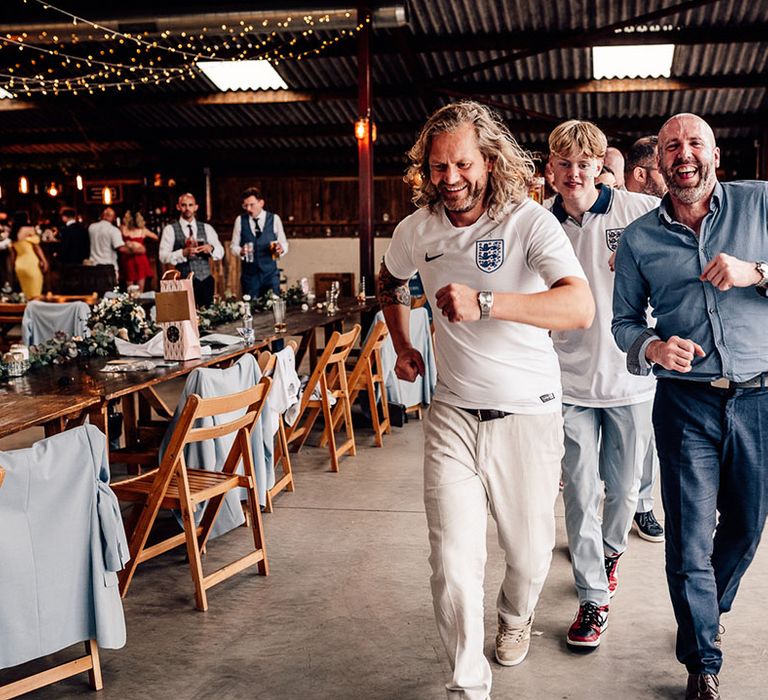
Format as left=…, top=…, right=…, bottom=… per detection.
left=322, top=321, right=391, bottom=448
left=257, top=341, right=298, bottom=512
left=284, top=324, right=360, bottom=472
left=111, top=378, right=272, bottom=611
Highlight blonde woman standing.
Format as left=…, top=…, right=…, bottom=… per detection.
left=10, top=211, right=48, bottom=298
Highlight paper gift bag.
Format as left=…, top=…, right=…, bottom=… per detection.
left=156, top=270, right=202, bottom=361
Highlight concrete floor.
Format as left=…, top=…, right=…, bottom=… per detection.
left=1, top=408, right=767, bottom=700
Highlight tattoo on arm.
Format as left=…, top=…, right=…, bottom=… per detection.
left=377, top=260, right=411, bottom=307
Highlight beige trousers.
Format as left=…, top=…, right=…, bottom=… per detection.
left=423, top=401, right=563, bottom=700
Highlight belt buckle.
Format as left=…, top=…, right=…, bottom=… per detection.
left=710, top=377, right=731, bottom=390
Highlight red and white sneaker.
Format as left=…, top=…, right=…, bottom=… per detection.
left=566, top=601, right=609, bottom=650
left=604, top=553, right=623, bottom=598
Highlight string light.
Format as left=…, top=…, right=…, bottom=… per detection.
left=0, top=1, right=373, bottom=96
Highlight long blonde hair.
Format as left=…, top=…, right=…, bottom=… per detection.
left=405, top=101, right=535, bottom=220
left=123, top=210, right=146, bottom=230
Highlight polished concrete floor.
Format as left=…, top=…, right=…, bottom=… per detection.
left=1, top=408, right=767, bottom=699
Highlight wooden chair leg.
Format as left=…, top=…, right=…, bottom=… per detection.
left=179, top=498, right=208, bottom=612
left=86, top=640, right=103, bottom=691
left=367, top=374, right=384, bottom=448
left=320, top=389, right=341, bottom=472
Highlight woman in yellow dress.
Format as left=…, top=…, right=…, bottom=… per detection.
left=10, top=212, right=48, bottom=298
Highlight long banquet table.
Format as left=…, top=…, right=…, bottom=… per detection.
left=0, top=298, right=377, bottom=444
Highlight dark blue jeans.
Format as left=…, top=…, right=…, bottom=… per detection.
left=653, top=378, right=768, bottom=674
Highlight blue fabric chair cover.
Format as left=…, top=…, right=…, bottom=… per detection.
left=0, top=425, right=128, bottom=669
left=373, top=307, right=437, bottom=408
left=21, top=299, right=90, bottom=346
left=159, top=353, right=271, bottom=538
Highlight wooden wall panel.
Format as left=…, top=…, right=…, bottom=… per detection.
left=210, top=175, right=413, bottom=239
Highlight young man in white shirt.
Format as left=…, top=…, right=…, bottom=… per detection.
left=230, top=187, right=289, bottom=298
left=159, top=193, right=224, bottom=307
left=378, top=101, right=594, bottom=700
left=546, top=120, right=659, bottom=651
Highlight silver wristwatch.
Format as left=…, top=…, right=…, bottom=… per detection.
left=756, top=261, right=768, bottom=297
left=478, top=290, right=494, bottom=320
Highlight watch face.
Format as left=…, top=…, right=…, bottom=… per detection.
left=167, top=325, right=180, bottom=343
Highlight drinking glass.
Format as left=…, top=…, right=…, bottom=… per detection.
left=272, top=299, right=287, bottom=332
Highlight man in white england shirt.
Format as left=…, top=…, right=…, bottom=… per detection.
left=377, top=101, right=594, bottom=700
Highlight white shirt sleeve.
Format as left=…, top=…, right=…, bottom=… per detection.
left=520, top=205, right=587, bottom=287
left=159, top=224, right=186, bottom=266
left=205, top=224, right=224, bottom=261
left=383, top=219, right=418, bottom=280
left=110, top=226, right=125, bottom=251
left=272, top=213, right=289, bottom=255
left=231, top=217, right=242, bottom=255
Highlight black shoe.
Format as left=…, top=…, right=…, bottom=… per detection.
left=685, top=673, right=720, bottom=700
left=633, top=510, right=664, bottom=542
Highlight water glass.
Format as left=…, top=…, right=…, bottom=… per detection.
left=272, top=299, right=287, bottom=332
left=242, top=243, right=254, bottom=263
left=236, top=326, right=255, bottom=345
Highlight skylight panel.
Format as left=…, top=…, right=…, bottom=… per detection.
left=196, top=60, right=288, bottom=91
left=592, top=44, right=675, bottom=79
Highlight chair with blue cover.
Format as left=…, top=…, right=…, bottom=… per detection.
left=110, top=375, right=272, bottom=611
left=257, top=341, right=301, bottom=512
left=374, top=307, right=437, bottom=419
left=0, top=425, right=128, bottom=698
left=21, top=299, right=90, bottom=346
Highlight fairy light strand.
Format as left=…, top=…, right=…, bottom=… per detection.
left=1, top=2, right=370, bottom=97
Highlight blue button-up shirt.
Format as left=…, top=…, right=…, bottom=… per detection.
left=612, top=181, right=768, bottom=383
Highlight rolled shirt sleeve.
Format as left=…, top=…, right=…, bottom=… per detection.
left=159, top=224, right=186, bottom=266
left=272, top=213, right=289, bottom=256
left=231, top=218, right=243, bottom=256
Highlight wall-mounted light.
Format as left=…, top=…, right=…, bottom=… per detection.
left=18, top=176, right=28, bottom=194
left=47, top=183, right=59, bottom=197
left=354, top=117, right=377, bottom=143
left=103, top=186, right=112, bottom=205
left=75, top=174, right=83, bottom=191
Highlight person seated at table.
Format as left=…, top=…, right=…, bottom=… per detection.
left=230, top=187, right=288, bottom=298
left=120, top=211, right=158, bottom=292
left=10, top=211, right=48, bottom=298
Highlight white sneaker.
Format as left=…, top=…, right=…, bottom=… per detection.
left=495, top=613, right=534, bottom=667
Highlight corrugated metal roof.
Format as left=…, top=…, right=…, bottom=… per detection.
left=0, top=0, right=765, bottom=173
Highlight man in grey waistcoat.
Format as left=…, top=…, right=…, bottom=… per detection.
left=159, top=193, right=224, bottom=307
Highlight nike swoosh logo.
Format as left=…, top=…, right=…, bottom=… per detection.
left=424, top=252, right=444, bottom=262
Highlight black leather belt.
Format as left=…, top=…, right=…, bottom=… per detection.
left=458, top=407, right=512, bottom=422
left=710, top=373, right=768, bottom=390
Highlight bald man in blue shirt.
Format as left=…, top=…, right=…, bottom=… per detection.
left=612, top=113, right=768, bottom=700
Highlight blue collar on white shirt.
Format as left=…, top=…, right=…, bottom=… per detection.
left=551, top=184, right=613, bottom=223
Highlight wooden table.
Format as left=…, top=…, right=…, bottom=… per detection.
left=0, top=298, right=377, bottom=444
